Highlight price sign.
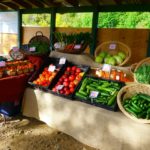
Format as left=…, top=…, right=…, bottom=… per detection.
left=59, top=57, right=66, bottom=65
left=12, top=47, right=19, bottom=52
left=56, top=85, right=64, bottom=90
left=102, top=64, right=112, bottom=72
left=29, top=47, right=36, bottom=52
left=109, top=43, right=116, bottom=50
left=89, top=91, right=99, bottom=98
left=0, top=61, right=6, bottom=67
left=48, top=65, right=56, bottom=72
left=74, top=44, right=81, bottom=49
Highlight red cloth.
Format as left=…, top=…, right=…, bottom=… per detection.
left=0, top=56, right=44, bottom=103
left=0, top=74, right=29, bottom=103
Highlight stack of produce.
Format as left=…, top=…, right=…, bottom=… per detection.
left=0, top=60, right=34, bottom=78
left=95, top=51, right=126, bottom=66
left=54, top=32, right=91, bottom=53
left=52, top=66, right=85, bottom=96
left=95, top=68, right=133, bottom=82
left=122, top=93, right=150, bottom=119
left=32, top=65, right=60, bottom=87
left=75, top=77, right=123, bottom=110
left=134, top=64, right=150, bottom=84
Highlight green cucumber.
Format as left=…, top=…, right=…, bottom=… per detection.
left=75, top=92, right=87, bottom=100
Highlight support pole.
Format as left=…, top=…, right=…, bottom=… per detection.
left=18, top=10, right=22, bottom=48
left=50, top=8, right=56, bottom=51
left=90, top=9, right=98, bottom=55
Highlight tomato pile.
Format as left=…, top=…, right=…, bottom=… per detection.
left=33, top=64, right=60, bottom=87
left=52, top=66, right=84, bottom=96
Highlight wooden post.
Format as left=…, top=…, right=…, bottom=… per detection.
left=90, top=9, right=98, bottom=55
left=18, top=10, right=22, bottom=48
left=50, top=8, right=56, bottom=51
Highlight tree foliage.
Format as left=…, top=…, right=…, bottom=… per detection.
left=22, top=12, right=150, bottom=28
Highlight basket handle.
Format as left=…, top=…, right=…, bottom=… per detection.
left=35, top=31, right=43, bottom=36
left=130, top=63, right=138, bottom=75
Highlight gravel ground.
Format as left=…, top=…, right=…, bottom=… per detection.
left=0, top=115, right=99, bottom=150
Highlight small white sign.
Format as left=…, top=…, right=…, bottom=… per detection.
left=0, top=61, right=6, bottom=67
left=29, top=47, right=36, bottom=52
left=12, top=47, right=19, bottom=52
left=56, top=85, right=64, bottom=90
left=109, top=43, right=116, bottom=50
left=59, top=57, right=66, bottom=65
left=89, top=91, right=99, bottom=98
left=102, top=64, right=112, bottom=72
left=74, top=44, right=81, bottom=49
left=48, top=65, right=56, bottom=72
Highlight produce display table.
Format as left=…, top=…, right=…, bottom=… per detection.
left=22, top=52, right=149, bottom=149
left=22, top=87, right=150, bottom=150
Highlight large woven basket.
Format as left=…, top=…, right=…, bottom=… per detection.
left=117, top=83, right=150, bottom=123
left=95, top=41, right=131, bottom=66
left=133, top=57, right=150, bottom=83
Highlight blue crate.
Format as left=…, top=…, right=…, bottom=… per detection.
left=0, top=101, right=21, bottom=117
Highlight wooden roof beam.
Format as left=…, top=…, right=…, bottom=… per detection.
left=42, top=0, right=62, bottom=7
left=85, top=0, right=99, bottom=6
left=25, top=0, right=45, bottom=8
left=63, top=0, right=79, bottom=7
left=13, top=0, right=33, bottom=9
left=0, top=2, right=19, bottom=9
left=0, top=3, right=8, bottom=10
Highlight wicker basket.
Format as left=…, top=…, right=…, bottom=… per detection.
left=133, top=57, right=150, bottom=83
left=117, top=83, right=150, bottom=123
left=95, top=41, right=131, bottom=66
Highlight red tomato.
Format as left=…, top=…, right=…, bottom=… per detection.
left=60, top=90, right=64, bottom=94
left=63, top=81, right=69, bottom=87
left=71, top=66, right=77, bottom=71
left=59, top=78, right=63, bottom=82
left=52, top=88, right=56, bottom=92
left=76, top=68, right=81, bottom=73
left=69, top=82, right=75, bottom=88
left=64, top=71, right=70, bottom=75
left=64, top=87, right=69, bottom=91
left=65, top=90, right=70, bottom=95
left=76, top=75, right=82, bottom=81
left=64, top=78, right=69, bottom=82
left=70, top=87, right=75, bottom=93
left=67, top=67, right=71, bottom=72
left=69, top=75, right=75, bottom=81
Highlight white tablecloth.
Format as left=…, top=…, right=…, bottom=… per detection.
left=22, top=88, right=150, bottom=150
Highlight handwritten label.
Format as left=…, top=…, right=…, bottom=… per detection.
left=48, top=65, right=56, bottom=72
left=12, top=47, right=19, bottom=52
left=29, top=47, right=36, bottom=52
left=59, top=57, right=66, bottom=65
left=74, top=44, right=81, bottom=49
left=0, top=61, right=6, bottom=67
left=89, top=91, right=99, bottom=98
left=109, top=44, right=116, bottom=50
left=102, top=64, right=112, bottom=72
left=56, top=85, right=64, bottom=90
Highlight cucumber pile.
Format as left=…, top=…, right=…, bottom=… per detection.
left=123, top=93, right=150, bottom=119
left=75, top=77, right=122, bottom=108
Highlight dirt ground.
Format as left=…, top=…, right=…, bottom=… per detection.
left=0, top=115, right=98, bottom=150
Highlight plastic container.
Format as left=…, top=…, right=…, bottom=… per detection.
left=49, top=63, right=90, bottom=99
left=74, top=76, right=125, bottom=111
left=28, top=57, right=67, bottom=92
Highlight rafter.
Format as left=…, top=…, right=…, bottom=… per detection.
left=64, top=0, right=79, bottom=7
left=0, top=2, right=19, bottom=9
left=0, top=3, right=8, bottom=10
left=25, top=0, right=45, bottom=8
left=13, top=0, right=33, bottom=9
left=85, top=0, right=99, bottom=6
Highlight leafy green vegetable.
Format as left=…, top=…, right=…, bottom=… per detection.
left=135, top=64, right=150, bottom=84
